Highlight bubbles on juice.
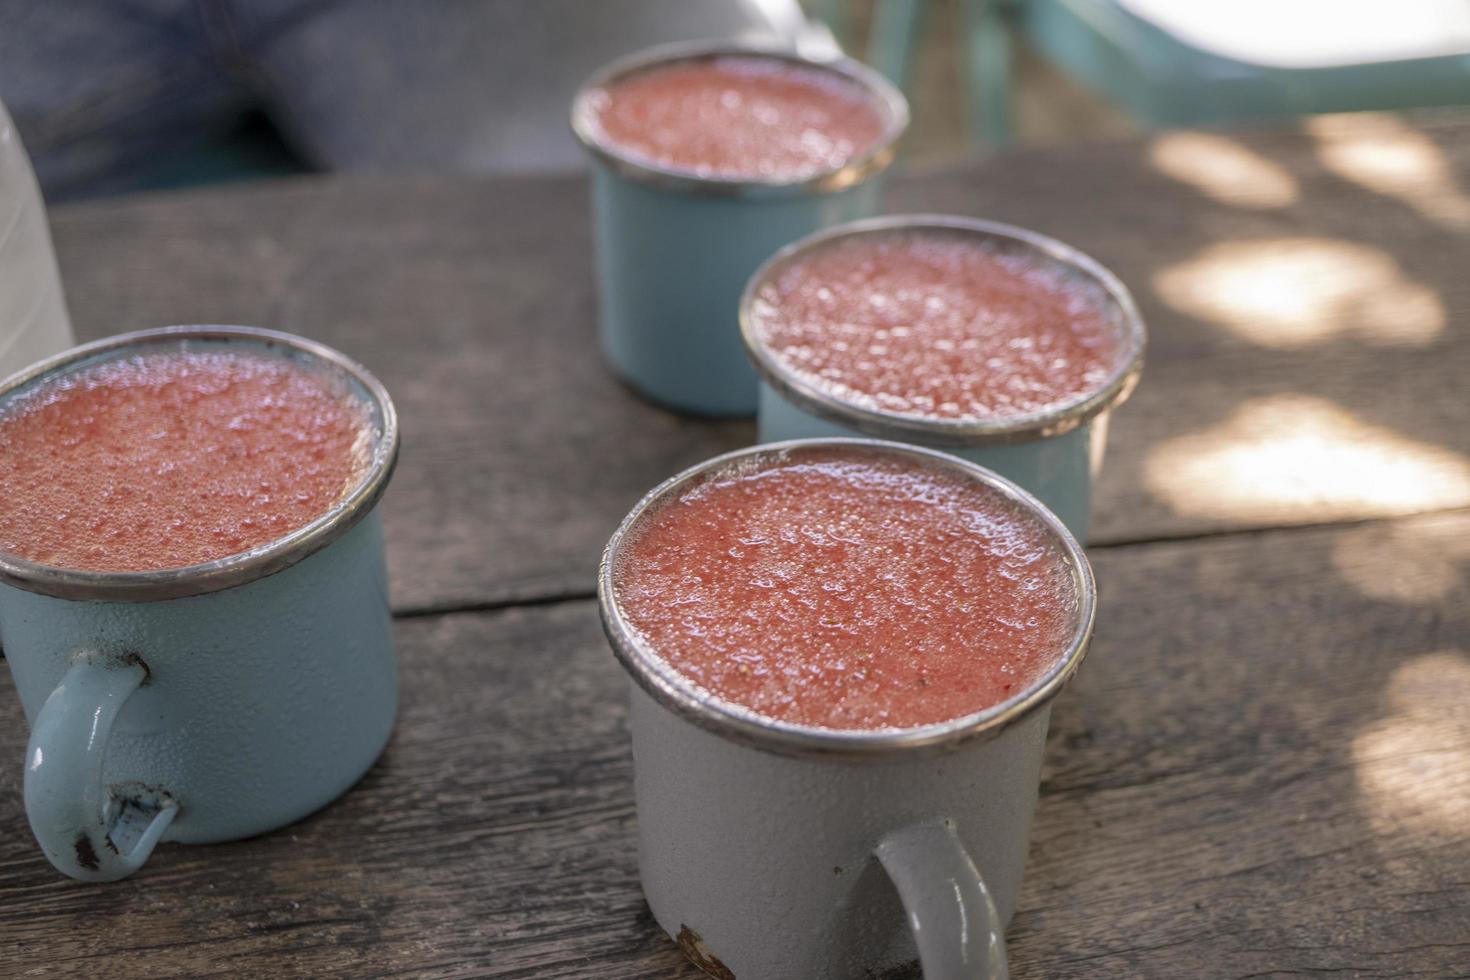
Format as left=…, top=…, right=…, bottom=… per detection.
left=0, top=348, right=371, bottom=572
left=614, top=447, right=1080, bottom=731
left=750, top=230, right=1127, bottom=421
left=585, top=55, right=887, bottom=181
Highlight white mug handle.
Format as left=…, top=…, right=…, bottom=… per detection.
left=875, top=819, right=1009, bottom=980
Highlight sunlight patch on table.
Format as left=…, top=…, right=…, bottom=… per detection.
left=1144, top=395, right=1470, bottom=522
left=1154, top=238, right=1443, bottom=347
left=1353, top=651, right=1470, bottom=837
left=1332, top=517, right=1470, bottom=606
left=1148, top=132, right=1299, bottom=209
left=1309, top=113, right=1470, bottom=231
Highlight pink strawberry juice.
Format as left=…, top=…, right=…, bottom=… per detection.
left=0, top=348, right=371, bottom=573
left=747, top=226, right=1128, bottom=421
left=611, top=446, right=1081, bottom=731
left=581, top=53, right=888, bottom=182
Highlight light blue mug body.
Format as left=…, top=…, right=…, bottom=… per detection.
left=593, top=169, right=882, bottom=416
left=757, top=384, right=1106, bottom=541
left=0, top=326, right=401, bottom=881
left=573, top=41, right=910, bottom=417
left=741, top=215, right=1148, bottom=542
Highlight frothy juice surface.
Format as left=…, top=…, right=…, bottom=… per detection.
left=0, top=348, right=370, bottom=572
left=613, top=448, right=1080, bottom=731
left=750, top=229, right=1127, bottom=422
left=584, top=54, right=887, bottom=181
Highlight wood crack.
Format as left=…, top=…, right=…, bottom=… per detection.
left=392, top=590, right=597, bottom=620
left=1089, top=504, right=1470, bottom=552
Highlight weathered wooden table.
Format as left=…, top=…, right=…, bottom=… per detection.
left=2, top=113, right=1468, bottom=978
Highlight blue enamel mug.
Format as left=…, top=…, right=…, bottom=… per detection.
left=571, top=40, right=909, bottom=417
left=0, top=326, right=399, bottom=881
left=740, top=215, right=1147, bottom=541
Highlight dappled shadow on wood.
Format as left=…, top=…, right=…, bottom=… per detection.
left=893, top=116, right=1470, bottom=545
left=1141, top=394, right=1470, bottom=526
left=1016, top=512, right=1470, bottom=977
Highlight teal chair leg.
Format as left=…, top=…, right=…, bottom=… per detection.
left=867, top=0, right=926, bottom=89
left=868, top=0, right=1015, bottom=149
left=963, top=0, right=1014, bottom=146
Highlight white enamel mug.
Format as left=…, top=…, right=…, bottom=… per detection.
left=599, top=439, right=1096, bottom=980
left=740, top=216, right=1147, bottom=541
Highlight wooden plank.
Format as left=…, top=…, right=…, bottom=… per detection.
left=1, top=511, right=1464, bottom=977
left=44, top=117, right=1470, bottom=607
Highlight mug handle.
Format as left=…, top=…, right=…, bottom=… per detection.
left=24, top=652, right=178, bottom=881
left=875, top=818, right=1009, bottom=980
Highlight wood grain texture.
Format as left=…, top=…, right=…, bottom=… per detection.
left=45, top=115, right=1470, bottom=611
left=1, top=511, right=1465, bottom=978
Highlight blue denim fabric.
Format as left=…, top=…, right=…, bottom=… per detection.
left=0, top=0, right=782, bottom=199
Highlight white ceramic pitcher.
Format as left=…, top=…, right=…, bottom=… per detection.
left=0, top=96, right=75, bottom=381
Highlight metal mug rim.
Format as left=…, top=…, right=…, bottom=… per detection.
left=597, top=437, right=1097, bottom=761
left=0, top=325, right=400, bottom=602
left=569, top=38, right=911, bottom=199
left=738, top=214, right=1148, bottom=446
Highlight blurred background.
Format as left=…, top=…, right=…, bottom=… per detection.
left=5, top=0, right=1469, bottom=201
